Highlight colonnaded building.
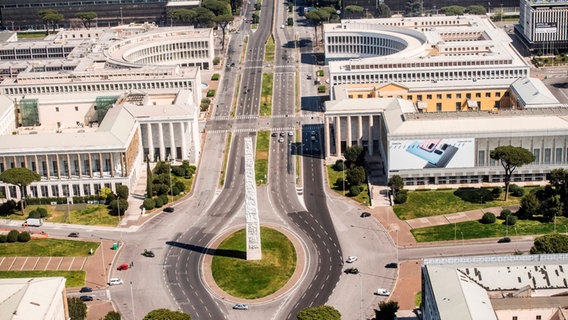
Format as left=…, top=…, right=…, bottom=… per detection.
left=322, top=16, right=568, bottom=186
left=0, top=24, right=212, bottom=200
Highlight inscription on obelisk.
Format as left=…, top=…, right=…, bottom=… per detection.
left=244, top=137, right=261, bottom=260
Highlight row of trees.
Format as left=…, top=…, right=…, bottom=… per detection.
left=403, top=0, right=488, bottom=16
left=143, top=160, right=194, bottom=210
left=296, top=302, right=399, bottom=320
left=333, top=146, right=367, bottom=197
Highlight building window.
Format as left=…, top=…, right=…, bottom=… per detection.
left=446, top=93, right=452, bottom=99
left=533, top=149, right=540, bottom=165
left=556, top=148, right=563, bottom=164
left=478, top=150, right=485, bottom=166
left=466, top=93, right=471, bottom=99
left=436, top=103, right=442, bottom=112
left=456, top=102, right=461, bottom=111
left=476, top=92, right=481, bottom=98
left=544, top=148, right=551, bottom=164
left=457, top=93, right=462, bottom=98
left=56, top=107, right=59, bottom=112
left=512, top=317, right=518, bottom=320
left=75, top=106, right=79, bottom=111
left=536, top=316, right=541, bottom=320
left=496, top=92, right=501, bottom=97
left=436, top=94, right=442, bottom=99
left=486, top=92, right=491, bottom=97
left=407, top=95, right=412, bottom=100
left=417, top=95, right=423, bottom=101
left=427, top=94, right=432, bottom=99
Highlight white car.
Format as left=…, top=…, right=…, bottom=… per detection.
left=109, top=278, right=123, bottom=286
left=233, top=303, right=249, bottom=310
left=346, top=256, right=358, bottom=263
left=376, top=288, right=390, bottom=296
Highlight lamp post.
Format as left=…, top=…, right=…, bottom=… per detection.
left=167, top=155, right=174, bottom=203
left=117, top=195, right=122, bottom=243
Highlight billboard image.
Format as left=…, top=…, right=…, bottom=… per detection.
left=535, top=22, right=557, bottom=34
left=389, top=138, right=475, bottom=170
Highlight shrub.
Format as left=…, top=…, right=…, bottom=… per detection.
left=154, top=197, right=164, bottom=208
left=481, top=212, right=496, bottom=224
left=349, top=185, right=361, bottom=196
left=504, top=215, right=517, bottom=225
left=316, top=70, right=324, bottom=76
left=333, top=160, right=345, bottom=171
left=28, top=209, right=41, bottom=219
left=36, top=207, right=48, bottom=218
left=211, top=73, right=220, bottom=80
left=499, top=209, right=512, bottom=219
left=143, top=198, right=155, bottom=210
left=213, top=57, right=220, bottom=65
left=394, top=190, right=408, bottom=204
left=206, top=89, right=215, bottom=97
left=0, top=234, right=6, bottom=243
left=491, top=187, right=503, bottom=199
left=159, top=194, right=169, bottom=205
left=7, top=230, right=19, bottom=242
left=509, top=184, right=525, bottom=197
left=335, top=178, right=345, bottom=189
left=17, top=231, right=31, bottom=242
left=317, top=85, right=326, bottom=93
left=173, top=181, right=185, bottom=195
left=171, top=166, right=186, bottom=177
left=116, top=185, right=129, bottom=200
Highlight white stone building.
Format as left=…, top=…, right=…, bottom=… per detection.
left=0, top=277, right=67, bottom=320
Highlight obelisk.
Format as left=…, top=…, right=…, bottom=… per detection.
left=244, top=137, right=261, bottom=260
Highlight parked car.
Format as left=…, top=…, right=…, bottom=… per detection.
left=271, top=132, right=278, bottom=137
left=385, top=262, right=398, bottom=269
left=498, top=237, right=511, bottom=243
left=346, top=256, right=358, bottom=263
left=117, top=264, right=129, bottom=271
left=233, top=303, right=249, bottom=310
left=375, top=288, right=391, bottom=296
left=68, top=232, right=79, bottom=238
left=360, top=212, right=371, bottom=218
left=344, top=267, right=359, bottom=274
left=79, top=287, right=92, bottom=293
left=80, top=295, right=93, bottom=302
left=109, top=278, right=123, bottom=286
left=164, top=207, right=175, bottom=213
left=143, top=249, right=155, bottom=257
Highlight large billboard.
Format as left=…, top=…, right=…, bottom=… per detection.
left=389, top=138, right=475, bottom=170
left=535, top=22, right=557, bottom=34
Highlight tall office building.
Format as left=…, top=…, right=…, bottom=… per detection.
left=516, top=0, right=568, bottom=53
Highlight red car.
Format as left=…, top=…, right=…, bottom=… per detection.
left=117, top=264, right=129, bottom=271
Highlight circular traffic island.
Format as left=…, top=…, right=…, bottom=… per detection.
left=211, top=226, right=297, bottom=299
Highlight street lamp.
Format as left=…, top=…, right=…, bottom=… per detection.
left=117, top=195, right=122, bottom=243
left=167, top=154, right=174, bottom=203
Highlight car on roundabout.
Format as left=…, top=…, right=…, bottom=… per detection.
left=360, top=212, right=371, bottom=218
left=163, top=207, right=174, bottom=213
left=142, top=249, right=155, bottom=257
left=233, top=303, right=249, bottom=310
left=498, top=237, right=511, bottom=243
left=109, top=278, right=123, bottom=286
left=375, top=288, right=390, bottom=296
left=346, top=256, right=358, bottom=263
left=344, top=267, right=359, bottom=274
left=68, top=232, right=79, bottom=238
left=117, top=264, right=129, bottom=271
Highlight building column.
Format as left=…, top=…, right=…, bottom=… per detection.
left=55, top=154, right=61, bottom=179
left=99, top=153, right=103, bottom=177
left=77, top=154, right=82, bottom=178
left=368, top=115, right=374, bottom=156
left=335, top=116, right=341, bottom=156
left=109, top=152, right=114, bottom=177
left=358, top=116, right=363, bottom=146
left=34, top=155, right=39, bottom=174
left=180, top=122, right=187, bottom=160
left=324, top=117, right=330, bottom=158
left=88, top=153, right=93, bottom=178
left=158, top=123, right=165, bottom=161
left=45, top=155, right=50, bottom=179
left=67, top=154, right=71, bottom=178
left=346, top=116, right=352, bottom=148
left=169, top=122, right=176, bottom=160
left=146, top=123, right=154, bottom=161
left=121, top=153, right=126, bottom=177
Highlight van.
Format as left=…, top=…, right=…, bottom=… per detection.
left=376, top=288, right=390, bottom=296
left=109, top=278, right=123, bottom=286
left=22, top=218, right=43, bottom=227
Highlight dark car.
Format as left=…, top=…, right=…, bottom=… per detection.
left=385, top=262, right=398, bottom=269
left=498, top=237, right=511, bottom=243
left=164, top=207, right=174, bottom=213
left=68, top=232, right=79, bottom=238
left=79, top=287, right=92, bottom=293
left=344, top=267, right=359, bottom=274
left=360, top=212, right=371, bottom=218
left=80, top=295, right=93, bottom=302
left=142, top=249, right=155, bottom=258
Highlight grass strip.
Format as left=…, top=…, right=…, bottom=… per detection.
left=220, top=132, right=232, bottom=187
left=255, top=131, right=269, bottom=185
left=260, top=73, right=273, bottom=116
left=0, top=239, right=100, bottom=257
left=0, top=270, right=85, bottom=288
left=265, top=35, right=275, bottom=62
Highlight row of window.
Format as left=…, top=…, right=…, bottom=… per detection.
left=0, top=182, right=121, bottom=199
left=0, top=157, right=120, bottom=178
left=0, top=0, right=166, bottom=8
left=2, top=80, right=194, bottom=95
left=402, top=173, right=547, bottom=186
left=479, top=147, right=567, bottom=166
left=0, top=47, right=73, bottom=60
left=347, top=59, right=514, bottom=71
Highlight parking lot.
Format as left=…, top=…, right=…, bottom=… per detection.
left=0, top=256, right=87, bottom=271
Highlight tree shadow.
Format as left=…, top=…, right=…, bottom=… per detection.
left=454, top=187, right=496, bottom=204
left=165, top=241, right=246, bottom=259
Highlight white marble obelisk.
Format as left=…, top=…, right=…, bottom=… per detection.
left=244, top=137, right=261, bottom=260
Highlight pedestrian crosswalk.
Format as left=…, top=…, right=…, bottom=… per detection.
left=206, top=127, right=296, bottom=134
left=211, top=114, right=297, bottom=120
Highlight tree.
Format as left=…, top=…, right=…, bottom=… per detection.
left=143, top=308, right=191, bottom=320
left=404, top=0, right=422, bottom=17
left=37, top=9, right=64, bottom=35
left=67, top=297, right=87, bottom=320
left=7, top=230, right=19, bottom=243
left=143, top=198, right=155, bottom=210
left=116, top=185, right=129, bottom=200
left=297, top=305, right=341, bottom=320
left=17, top=231, right=31, bottom=242
left=481, top=212, right=496, bottom=224
left=109, top=198, right=128, bottom=216
left=541, top=195, right=563, bottom=222
left=346, top=166, right=366, bottom=186
left=102, top=311, right=121, bottom=320
left=214, top=14, right=234, bottom=50
left=345, top=5, right=364, bottom=18
left=146, top=158, right=153, bottom=197
left=377, top=3, right=392, bottom=18
left=75, top=11, right=97, bottom=29
left=344, top=145, right=364, bottom=167
left=168, top=9, right=196, bottom=26
left=333, top=159, right=345, bottom=171
left=388, top=175, right=404, bottom=192
left=0, top=168, right=40, bottom=217
left=190, top=7, right=216, bottom=28
left=375, top=300, right=399, bottom=320
left=517, top=192, right=540, bottom=219
left=530, top=234, right=568, bottom=254
left=466, top=5, right=486, bottom=14
left=490, top=146, right=535, bottom=200
left=441, top=5, right=465, bottom=15
left=202, top=0, right=231, bottom=15
left=305, top=10, right=326, bottom=44
left=99, top=186, right=113, bottom=200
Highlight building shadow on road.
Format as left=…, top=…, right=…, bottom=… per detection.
left=165, top=241, right=246, bottom=259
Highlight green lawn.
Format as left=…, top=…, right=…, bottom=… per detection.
left=326, top=165, right=371, bottom=206
left=220, top=132, right=232, bottom=187
left=0, top=239, right=99, bottom=257
left=260, top=73, right=273, bottom=116
left=394, top=189, right=523, bottom=220
left=52, top=204, right=118, bottom=226
left=411, top=216, right=568, bottom=242
left=264, top=35, right=275, bottom=62
left=0, top=270, right=85, bottom=288
left=211, top=227, right=296, bottom=299
left=255, top=131, right=270, bottom=185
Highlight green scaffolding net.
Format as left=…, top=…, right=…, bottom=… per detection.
left=95, top=96, right=119, bottom=122
left=20, top=99, right=39, bottom=127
